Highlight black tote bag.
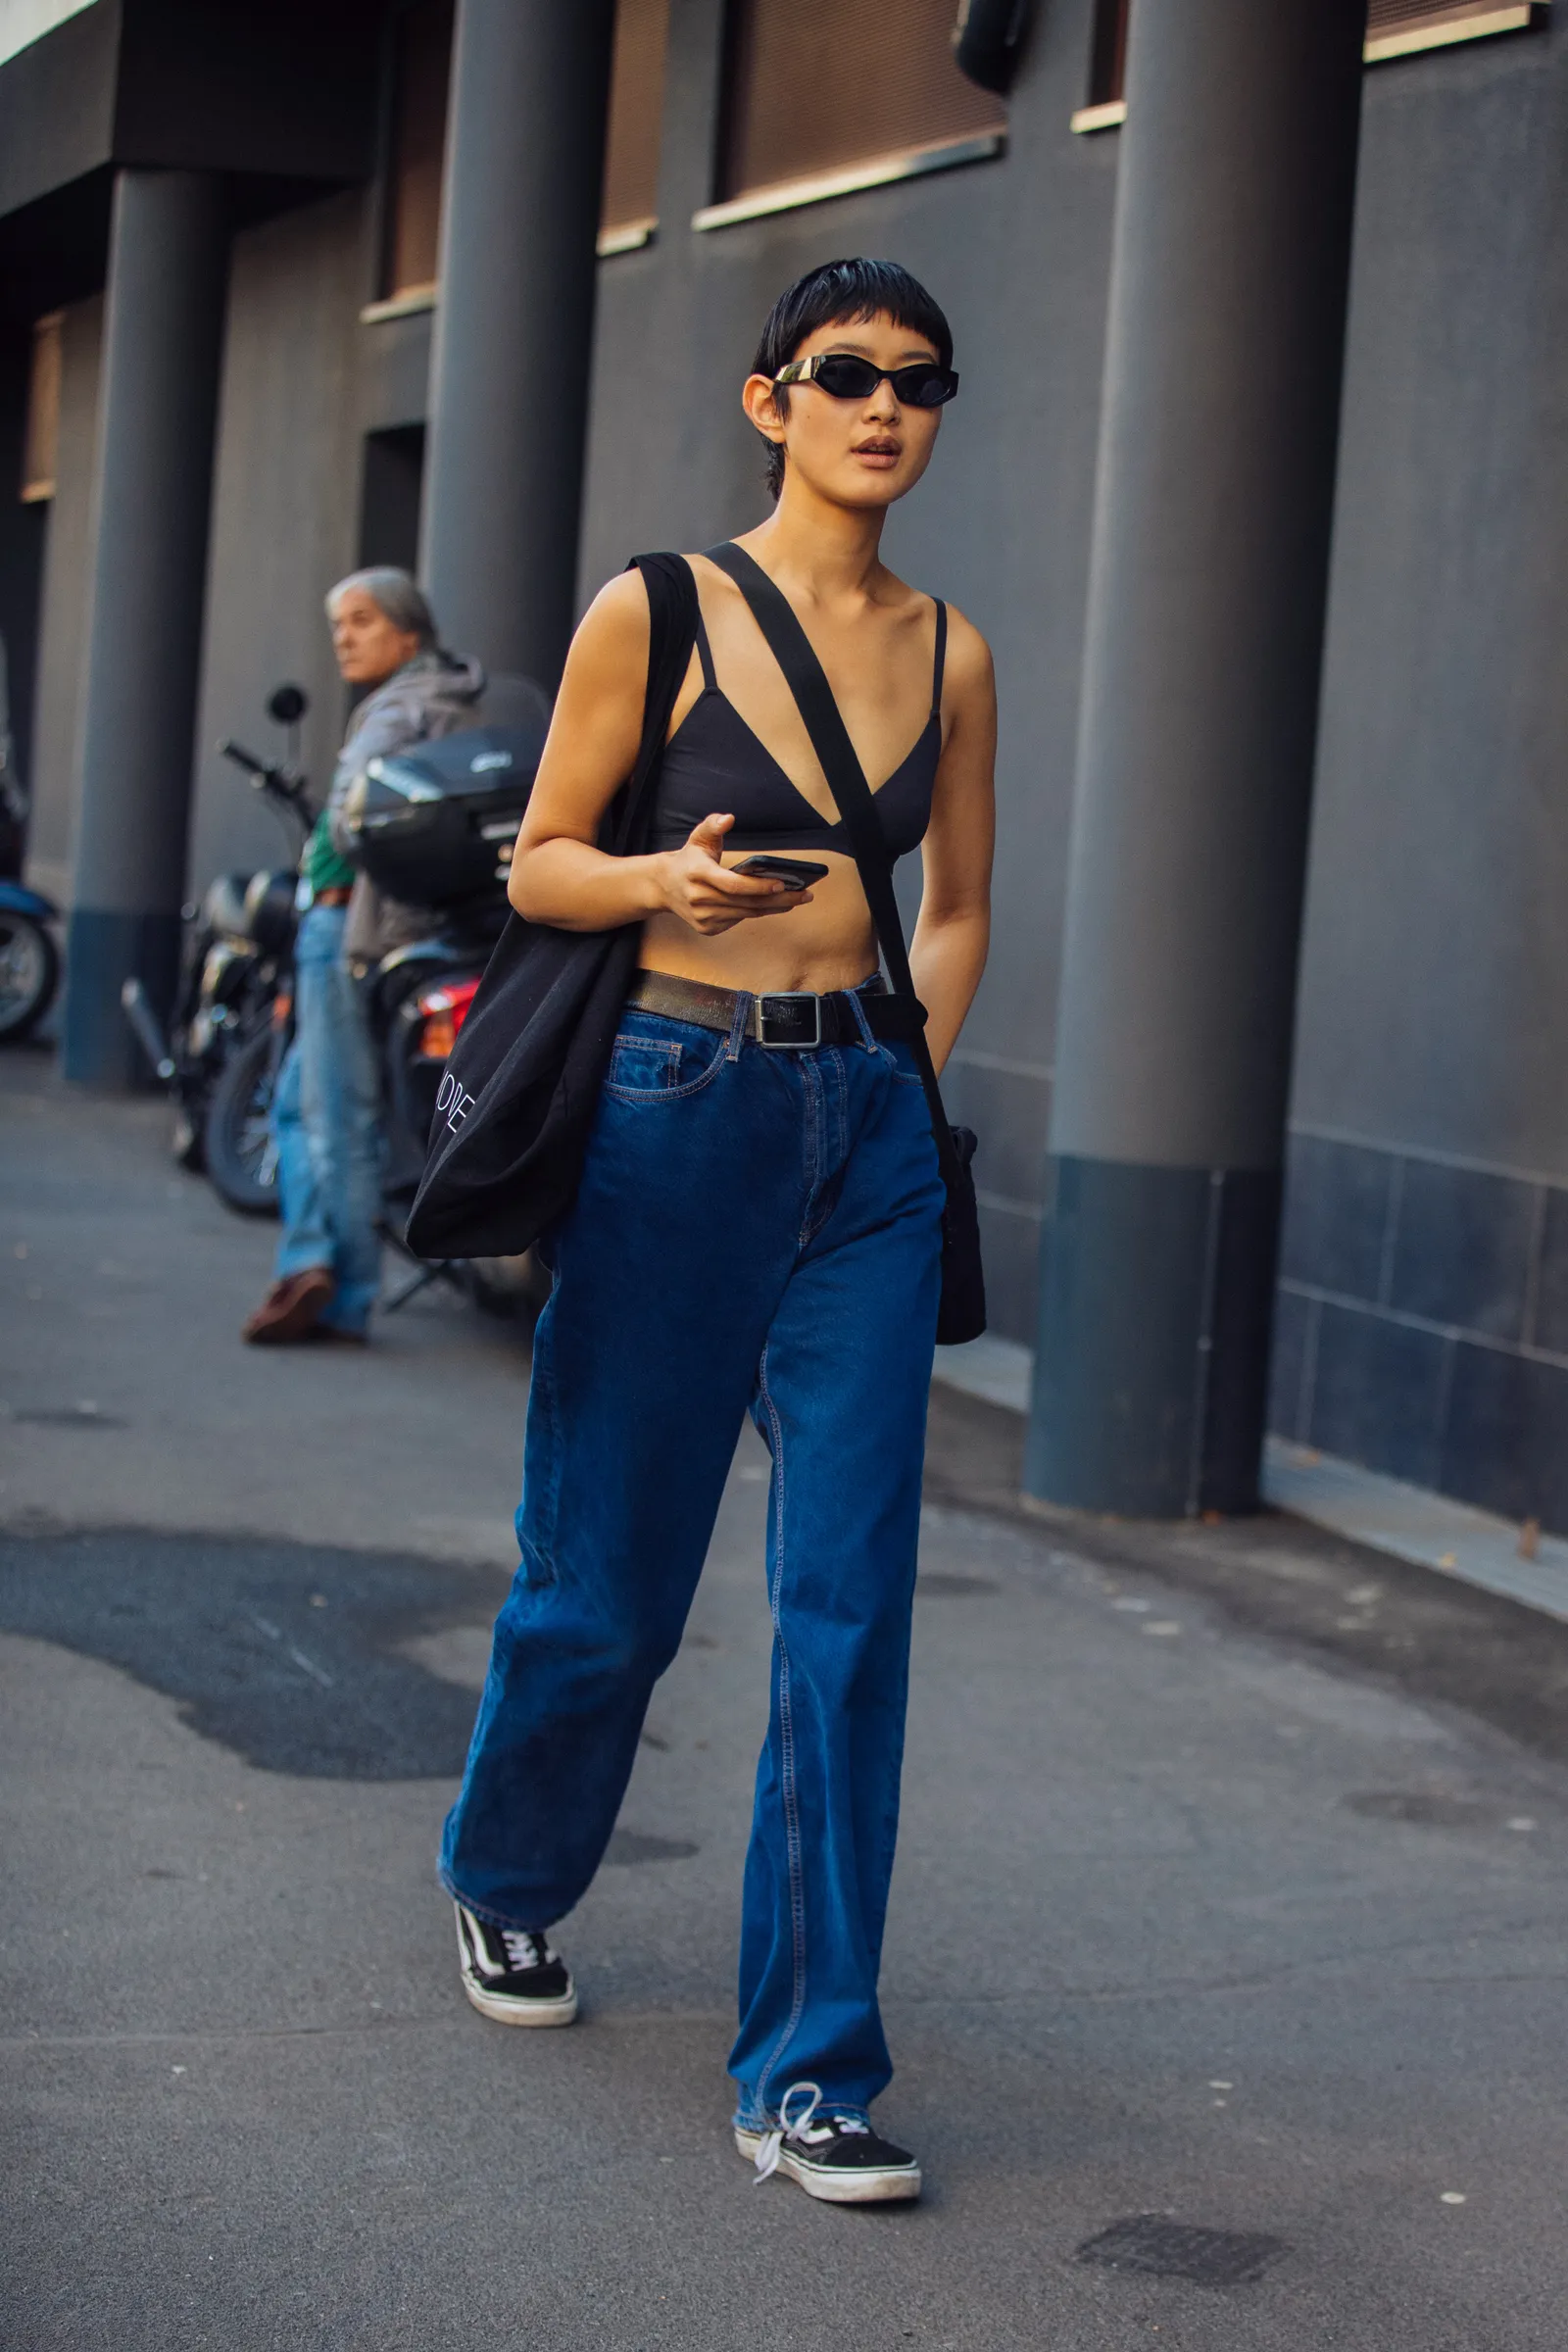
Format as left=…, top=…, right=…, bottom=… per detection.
left=706, top=543, right=986, bottom=1345
left=405, top=552, right=699, bottom=1260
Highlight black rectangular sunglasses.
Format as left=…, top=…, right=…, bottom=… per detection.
left=771, top=354, right=959, bottom=409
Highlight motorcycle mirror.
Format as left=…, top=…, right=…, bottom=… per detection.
left=268, top=683, right=308, bottom=725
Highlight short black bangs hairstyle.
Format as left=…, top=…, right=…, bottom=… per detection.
left=751, top=258, right=953, bottom=501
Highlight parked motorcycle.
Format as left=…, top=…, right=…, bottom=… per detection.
left=195, top=858, right=303, bottom=1209
left=122, top=683, right=314, bottom=1186
left=0, top=676, right=62, bottom=1041
left=197, top=672, right=552, bottom=1315
left=0, top=879, right=60, bottom=1042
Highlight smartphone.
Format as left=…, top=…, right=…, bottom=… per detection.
left=733, top=854, right=830, bottom=890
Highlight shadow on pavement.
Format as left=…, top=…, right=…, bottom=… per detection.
left=0, top=1529, right=507, bottom=1779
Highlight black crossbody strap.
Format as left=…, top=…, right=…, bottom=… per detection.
left=705, top=541, right=959, bottom=1188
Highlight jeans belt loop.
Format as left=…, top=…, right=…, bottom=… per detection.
left=847, top=985, right=879, bottom=1053
left=725, top=990, right=751, bottom=1061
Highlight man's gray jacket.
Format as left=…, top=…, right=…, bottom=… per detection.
left=328, top=649, right=485, bottom=961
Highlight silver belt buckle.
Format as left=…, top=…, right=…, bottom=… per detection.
left=757, top=991, right=822, bottom=1049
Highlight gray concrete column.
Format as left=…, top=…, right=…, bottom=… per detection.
left=62, top=170, right=227, bottom=1087
left=1026, top=0, right=1365, bottom=1515
left=420, top=0, right=616, bottom=686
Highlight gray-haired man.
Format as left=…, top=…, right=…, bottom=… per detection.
left=242, top=568, right=482, bottom=1346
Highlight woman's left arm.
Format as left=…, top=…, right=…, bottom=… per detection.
left=909, top=610, right=996, bottom=1075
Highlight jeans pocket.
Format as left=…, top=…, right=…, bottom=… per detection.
left=607, top=1034, right=683, bottom=1096
left=604, top=1012, right=728, bottom=1102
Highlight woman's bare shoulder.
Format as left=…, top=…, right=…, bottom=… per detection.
left=878, top=569, right=992, bottom=679
left=936, top=600, right=995, bottom=706
left=581, top=565, right=653, bottom=632
left=564, top=567, right=652, bottom=681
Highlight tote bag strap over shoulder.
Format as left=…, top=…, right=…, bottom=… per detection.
left=613, top=550, right=702, bottom=851
left=704, top=540, right=962, bottom=1191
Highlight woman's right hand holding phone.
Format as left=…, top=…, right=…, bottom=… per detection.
left=657, top=813, right=812, bottom=936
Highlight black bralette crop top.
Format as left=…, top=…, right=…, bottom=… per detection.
left=651, top=595, right=947, bottom=861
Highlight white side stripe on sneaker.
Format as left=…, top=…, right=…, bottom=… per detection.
left=460, top=1907, right=504, bottom=1979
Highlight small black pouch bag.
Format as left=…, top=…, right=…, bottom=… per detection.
left=707, top=543, right=986, bottom=1345
left=405, top=552, right=699, bottom=1259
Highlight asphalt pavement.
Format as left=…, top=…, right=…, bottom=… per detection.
left=4, top=1048, right=1568, bottom=2352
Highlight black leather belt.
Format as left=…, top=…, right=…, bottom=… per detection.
left=627, top=967, right=925, bottom=1050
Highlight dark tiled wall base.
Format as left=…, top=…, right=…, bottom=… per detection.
left=1271, top=1130, right=1568, bottom=1536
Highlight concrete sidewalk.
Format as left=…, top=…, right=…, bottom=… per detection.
left=5, top=1053, right=1568, bottom=2350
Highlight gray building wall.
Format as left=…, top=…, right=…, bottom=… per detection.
left=187, top=188, right=371, bottom=892
left=1273, top=19, right=1568, bottom=1528
left=1300, top=26, right=1568, bottom=1166
left=25, top=293, right=102, bottom=907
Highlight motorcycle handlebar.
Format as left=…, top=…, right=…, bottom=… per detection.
left=220, top=739, right=271, bottom=779
left=220, top=739, right=318, bottom=826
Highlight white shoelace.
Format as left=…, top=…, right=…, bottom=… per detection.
left=753, top=2082, right=870, bottom=2182
left=501, top=1928, right=547, bottom=1971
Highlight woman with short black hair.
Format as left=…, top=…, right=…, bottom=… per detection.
left=442, top=260, right=996, bottom=2202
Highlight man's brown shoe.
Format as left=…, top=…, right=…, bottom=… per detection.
left=242, top=1267, right=335, bottom=1345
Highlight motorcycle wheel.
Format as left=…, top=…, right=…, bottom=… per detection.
left=204, top=1025, right=282, bottom=1216
left=0, top=912, right=59, bottom=1042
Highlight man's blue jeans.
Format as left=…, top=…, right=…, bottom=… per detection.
left=271, top=903, right=381, bottom=1335
left=439, top=994, right=945, bottom=2123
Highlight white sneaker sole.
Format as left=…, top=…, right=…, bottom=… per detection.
left=733, top=2126, right=921, bottom=2204
left=460, top=1971, right=579, bottom=2027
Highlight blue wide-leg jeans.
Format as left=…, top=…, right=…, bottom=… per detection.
left=271, top=903, right=382, bottom=1335
left=439, top=990, right=945, bottom=2123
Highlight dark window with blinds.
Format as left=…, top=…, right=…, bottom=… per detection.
left=602, top=0, right=671, bottom=241
left=383, top=0, right=453, bottom=300
left=1080, top=0, right=1538, bottom=119
left=719, top=0, right=1006, bottom=208
left=1364, top=1, right=1534, bottom=58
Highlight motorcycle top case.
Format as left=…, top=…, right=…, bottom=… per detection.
left=338, top=718, right=548, bottom=906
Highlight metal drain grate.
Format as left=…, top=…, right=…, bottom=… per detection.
left=1076, top=2216, right=1289, bottom=2287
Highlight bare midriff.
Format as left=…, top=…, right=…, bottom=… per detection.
left=637, top=853, right=881, bottom=997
